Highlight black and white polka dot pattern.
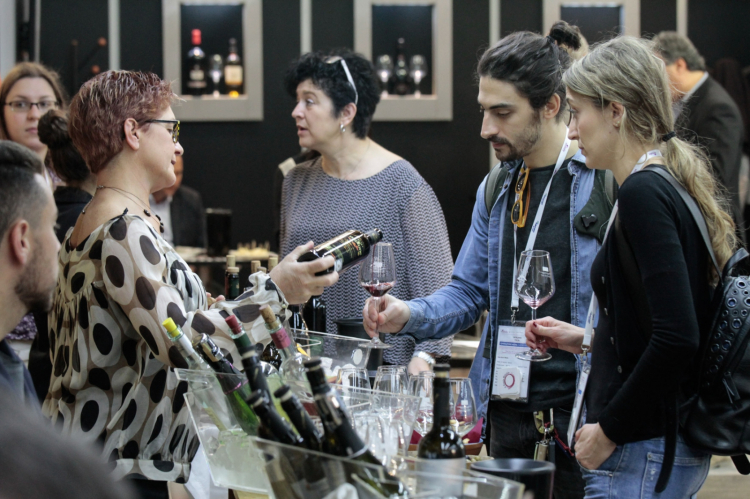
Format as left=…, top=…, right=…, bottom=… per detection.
left=45, top=214, right=285, bottom=483
left=280, top=158, right=454, bottom=365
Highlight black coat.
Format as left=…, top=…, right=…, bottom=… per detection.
left=677, top=76, right=745, bottom=230
left=170, top=185, right=207, bottom=248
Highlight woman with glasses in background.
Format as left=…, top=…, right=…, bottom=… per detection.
left=48, top=70, right=337, bottom=498
left=0, top=62, right=66, bottom=367
left=280, top=50, right=454, bottom=373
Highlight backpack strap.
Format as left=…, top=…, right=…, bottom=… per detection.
left=484, top=163, right=510, bottom=215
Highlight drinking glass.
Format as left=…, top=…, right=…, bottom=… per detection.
left=375, top=54, right=393, bottom=96
left=408, top=372, right=434, bottom=436
left=373, top=366, right=409, bottom=394
left=360, top=243, right=396, bottom=349
left=409, top=55, right=428, bottom=97
left=514, top=249, right=555, bottom=362
left=336, top=366, right=370, bottom=389
left=449, top=378, right=478, bottom=437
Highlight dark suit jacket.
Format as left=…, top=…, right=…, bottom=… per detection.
left=677, top=75, right=745, bottom=231
left=170, top=185, right=207, bottom=248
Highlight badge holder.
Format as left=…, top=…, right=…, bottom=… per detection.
left=491, top=320, right=531, bottom=403
left=533, top=410, right=555, bottom=464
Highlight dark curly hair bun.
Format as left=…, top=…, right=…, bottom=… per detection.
left=38, top=110, right=72, bottom=150
left=38, top=109, right=90, bottom=182
left=549, top=21, right=582, bottom=51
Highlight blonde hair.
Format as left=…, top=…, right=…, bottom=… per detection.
left=563, top=36, right=736, bottom=270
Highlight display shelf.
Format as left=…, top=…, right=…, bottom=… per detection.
left=162, top=0, right=263, bottom=121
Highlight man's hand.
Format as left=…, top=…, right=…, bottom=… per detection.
left=574, top=423, right=616, bottom=470
left=269, top=242, right=339, bottom=305
left=362, top=294, right=411, bottom=337
left=524, top=317, right=586, bottom=355
left=407, top=355, right=433, bottom=376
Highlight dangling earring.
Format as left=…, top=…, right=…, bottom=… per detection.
left=340, top=123, right=346, bottom=134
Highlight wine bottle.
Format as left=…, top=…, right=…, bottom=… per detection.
left=417, top=364, right=466, bottom=495
left=163, top=318, right=211, bottom=370
left=186, top=29, right=207, bottom=96
left=261, top=307, right=307, bottom=383
left=389, top=38, right=414, bottom=96
left=247, top=389, right=301, bottom=445
left=261, top=342, right=283, bottom=370
left=297, top=229, right=383, bottom=276
left=304, top=359, right=406, bottom=496
left=303, top=295, right=327, bottom=333
left=224, top=255, right=240, bottom=300
left=224, top=37, right=243, bottom=96
left=193, top=333, right=260, bottom=434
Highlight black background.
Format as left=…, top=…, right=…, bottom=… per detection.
left=560, top=7, right=622, bottom=44
left=33, top=0, right=750, bottom=261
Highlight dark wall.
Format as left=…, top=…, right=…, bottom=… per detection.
left=33, top=0, right=750, bottom=260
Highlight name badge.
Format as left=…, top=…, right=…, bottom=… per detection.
left=491, top=324, right=531, bottom=402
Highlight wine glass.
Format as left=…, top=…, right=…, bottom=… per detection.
left=408, top=372, right=434, bottom=436
left=449, top=378, right=478, bottom=437
left=514, top=249, right=555, bottom=362
left=209, top=54, right=223, bottom=97
left=375, top=54, right=393, bottom=97
left=409, top=55, right=428, bottom=98
left=360, top=242, right=396, bottom=349
left=373, top=366, right=409, bottom=394
left=337, top=366, right=370, bottom=389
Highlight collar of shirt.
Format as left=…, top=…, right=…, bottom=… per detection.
left=681, top=71, right=709, bottom=104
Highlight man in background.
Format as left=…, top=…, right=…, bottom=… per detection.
left=653, top=31, right=745, bottom=236
left=150, top=155, right=207, bottom=248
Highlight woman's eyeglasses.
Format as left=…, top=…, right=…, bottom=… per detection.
left=144, top=119, right=180, bottom=144
left=4, top=100, right=60, bottom=113
left=511, top=165, right=530, bottom=227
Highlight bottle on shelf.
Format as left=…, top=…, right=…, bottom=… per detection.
left=209, top=54, right=223, bottom=97
left=267, top=256, right=278, bottom=271
left=287, top=304, right=308, bottom=341
left=261, top=307, right=307, bottom=384
left=186, top=29, right=207, bottom=96
left=304, top=358, right=406, bottom=496
left=303, top=295, right=326, bottom=333
left=224, top=37, right=243, bottom=97
left=224, top=254, right=240, bottom=300
left=417, top=363, right=466, bottom=495
left=194, top=333, right=259, bottom=434
left=389, top=37, right=415, bottom=96
left=297, top=229, right=383, bottom=276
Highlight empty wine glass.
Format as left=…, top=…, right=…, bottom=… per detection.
left=449, top=378, right=478, bottom=437
left=408, top=372, right=434, bottom=436
left=209, top=54, right=223, bottom=97
left=409, top=55, right=428, bottom=97
left=515, top=249, right=556, bottom=362
left=360, top=243, right=396, bottom=349
left=337, top=366, right=370, bottom=389
left=375, top=54, right=393, bottom=97
left=373, top=366, right=409, bottom=394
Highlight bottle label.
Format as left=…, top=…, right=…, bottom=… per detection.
left=225, top=66, right=243, bottom=85
left=321, top=234, right=368, bottom=272
left=189, top=69, right=206, bottom=85
left=416, top=458, right=466, bottom=496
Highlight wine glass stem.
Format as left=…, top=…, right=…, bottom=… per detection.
left=531, top=308, right=537, bottom=321
left=372, top=296, right=381, bottom=343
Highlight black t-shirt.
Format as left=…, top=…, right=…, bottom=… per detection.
left=492, top=160, right=578, bottom=413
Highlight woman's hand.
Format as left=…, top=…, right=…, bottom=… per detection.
left=362, top=295, right=411, bottom=337
left=574, top=423, right=616, bottom=470
left=269, top=241, right=339, bottom=305
left=524, top=317, right=586, bottom=355
left=407, top=355, right=433, bottom=376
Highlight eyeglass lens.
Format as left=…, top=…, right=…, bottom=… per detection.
left=7, top=101, right=59, bottom=112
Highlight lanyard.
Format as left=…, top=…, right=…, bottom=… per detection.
left=579, top=149, right=663, bottom=354
left=510, top=135, right=572, bottom=320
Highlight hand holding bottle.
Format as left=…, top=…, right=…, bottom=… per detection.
left=362, top=294, right=411, bottom=336
left=270, top=241, right=339, bottom=304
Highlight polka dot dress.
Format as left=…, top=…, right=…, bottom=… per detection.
left=44, top=213, right=286, bottom=483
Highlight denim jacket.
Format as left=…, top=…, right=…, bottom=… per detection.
left=402, top=151, right=601, bottom=423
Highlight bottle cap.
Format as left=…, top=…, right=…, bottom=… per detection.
left=195, top=334, right=222, bottom=362
left=247, top=389, right=266, bottom=408
left=260, top=306, right=281, bottom=330
left=367, top=228, right=384, bottom=243
left=268, top=256, right=278, bottom=271
left=162, top=318, right=179, bottom=338
left=433, top=364, right=450, bottom=376
left=227, top=266, right=240, bottom=273
left=304, top=358, right=322, bottom=369
left=191, top=29, right=202, bottom=45
left=274, top=385, right=292, bottom=401
left=226, top=255, right=236, bottom=268
left=224, top=314, right=241, bottom=333
left=250, top=260, right=261, bottom=273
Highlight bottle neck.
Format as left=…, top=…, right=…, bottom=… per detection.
left=433, top=376, right=451, bottom=428
left=173, top=334, right=209, bottom=371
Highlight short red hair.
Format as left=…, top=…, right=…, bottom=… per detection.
left=69, top=71, right=175, bottom=173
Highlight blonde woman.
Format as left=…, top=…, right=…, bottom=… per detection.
left=524, top=36, right=735, bottom=497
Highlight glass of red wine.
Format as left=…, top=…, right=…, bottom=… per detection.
left=360, top=242, right=396, bottom=349
left=514, top=249, right=555, bottom=362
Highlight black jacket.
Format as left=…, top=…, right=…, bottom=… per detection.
left=677, top=75, right=744, bottom=231
left=170, top=185, right=207, bottom=248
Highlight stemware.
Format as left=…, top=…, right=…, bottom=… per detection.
left=336, top=366, right=370, bottom=389
left=373, top=366, right=409, bottom=394
left=448, top=378, right=478, bottom=437
left=375, top=54, right=394, bottom=97
left=409, top=55, right=428, bottom=97
left=360, top=243, right=396, bottom=349
left=514, top=249, right=556, bottom=362
left=408, top=372, right=434, bottom=436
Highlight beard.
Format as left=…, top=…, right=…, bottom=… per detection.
left=490, top=112, right=542, bottom=162
left=15, top=246, right=55, bottom=314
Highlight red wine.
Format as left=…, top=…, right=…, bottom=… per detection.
left=186, top=29, right=207, bottom=96
left=298, top=229, right=383, bottom=276
left=361, top=282, right=394, bottom=297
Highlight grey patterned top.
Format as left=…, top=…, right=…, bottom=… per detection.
left=44, top=213, right=286, bottom=482
left=281, top=158, right=454, bottom=365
